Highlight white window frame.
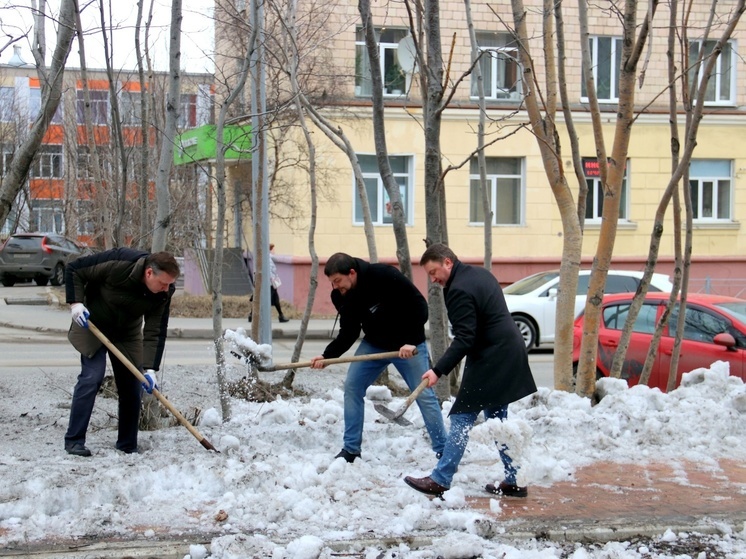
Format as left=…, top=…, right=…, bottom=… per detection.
left=471, top=32, right=521, bottom=101
left=583, top=158, right=630, bottom=222
left=0, top=86, right=15, bottom=122
left=30, top=200, right=64, bottom=233
left=582, top=36, right=622, bottom=103
left=1, top=145, right=14, bottom=176
left=355, top=28, right=409, bottom=98
left=30, top=87, right=63, bottom=124
left=689, top=40, right=736, bottom=106
left=690, top=159, right=733, bottom=222
left=469, top=157, right=524, bottom=225
left=179, top=93, right=198, bottom=128
left=77, top=90, right=109, bottom=125
left=353, top=154, right=414, bottom=226
left=29, top=145, right=63, bottom=178
left=119, top=90, right=142, bottom=126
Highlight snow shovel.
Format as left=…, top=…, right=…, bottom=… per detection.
left=88, top=321, right=219, bottom=453
left=257, top=350, right=412, bottom=372
left=374, top=378, right=430, bottom=427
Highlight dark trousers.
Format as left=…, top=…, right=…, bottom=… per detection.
left=250, top=287, right=284, bottom=317
left=64, top=345, right=142, bottom=452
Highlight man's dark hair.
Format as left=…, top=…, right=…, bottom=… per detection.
left=145, top=252, right=181, bottom=278
left=324, top=252, right=359, bottom=276
left=420, top=243, right=458, bottom=266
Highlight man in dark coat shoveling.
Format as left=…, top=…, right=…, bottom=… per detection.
left=404, top=244, right=537, bottom=498
left=64, top=248, right=180, bottom=457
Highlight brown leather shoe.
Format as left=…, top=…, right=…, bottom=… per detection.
left=485, top=481, right=528, bottom=498
left=404, top=476, right=447, bottom=496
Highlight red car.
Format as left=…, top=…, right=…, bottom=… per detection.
left=572, top=292, right=746, bottom=391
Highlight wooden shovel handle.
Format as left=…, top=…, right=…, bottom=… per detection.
left=260, top=349, right=417, bottom=372
left=88, top=321, right=218, bottom=452
left=393, top=378, right=431, bottom=418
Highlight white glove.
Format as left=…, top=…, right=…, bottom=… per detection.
left=142, top=369, right=158, bottom=394
left=71, top=303, right=90, bottom=328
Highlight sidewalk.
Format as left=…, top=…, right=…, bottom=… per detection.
left=0, top=290, right=338, bottom=340
left=2, top=294, right=746, bottom=547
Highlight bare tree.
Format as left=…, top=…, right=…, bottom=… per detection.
left=0, top=0, right=77, bottom=227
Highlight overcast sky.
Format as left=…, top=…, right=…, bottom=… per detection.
left=0, top=0, right=215, bottom=74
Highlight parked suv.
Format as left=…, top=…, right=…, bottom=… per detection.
left=0, top=232, right=89, bottom=287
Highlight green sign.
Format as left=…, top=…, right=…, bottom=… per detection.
left=173, top=124, right=253, bottom=165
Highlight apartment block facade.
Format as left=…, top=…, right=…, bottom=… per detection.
left=207, top=0, right=746, bottom=313
left=0, top=48, right=213, bottom=247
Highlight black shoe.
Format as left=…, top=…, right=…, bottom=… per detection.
left=485, top=481, right=528, bottom=498
left=404, top=475, right=448, bottom=497
left=118, top=447, right=141, bottom=454
left=65, top=443, right=92, bottom=457
left=335, top=449, right=360, bottom=463
left=278, top=315, right=289, bottom=323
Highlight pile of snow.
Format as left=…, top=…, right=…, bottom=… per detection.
left=1, top=359, right=745, bottom=558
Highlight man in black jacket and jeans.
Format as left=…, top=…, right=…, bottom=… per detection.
left=311, top=253, right=447, bottom=463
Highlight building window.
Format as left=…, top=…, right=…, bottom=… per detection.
left=30, top=88, right=63, bottom=124
left=120, top=90, right=142, bottom=125
left=29, top=145, right=63, bottom=178
left=30, top=200, right=63, bottom=233
left=689, top=40, right=735, bottom=105
left=178, top=93, right=198, bottom=128
left=471, top=32, right=521, bottom=101
left=76, top=200, right=96, bottom=235
left=355, top=28, right=408, bottom=97
left=354, top=154, right=412, bottom=225
left=690, top=159, right=732, bottom=221
left=582, top=36, right=622, bottom=102
left=0, top=86, right=14, bottom=122
left=469, top=157, right=523, bottom=225
left=582, top=157, right=629, bottom=221
left=77, top=90, right=109, bottom=125
left=1, top=145, right=14, bottom=175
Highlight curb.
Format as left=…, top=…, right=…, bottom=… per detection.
left=1, top=516, right=742, bottom=558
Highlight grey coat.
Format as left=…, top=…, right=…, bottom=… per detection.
left=432, top=260, right=537, bottom=414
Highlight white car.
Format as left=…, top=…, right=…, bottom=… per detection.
left=503, top=269, right=674, bottom=349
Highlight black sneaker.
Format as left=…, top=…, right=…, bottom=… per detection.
left=485, top=481, right=528, bottom=498
left=335, top=449, right=360, bottom=463
left=279, top=316, right=289, bottom=323
left=65, top=443, right=92, bottom=457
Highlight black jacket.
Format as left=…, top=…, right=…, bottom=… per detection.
left=433, top=260, right=536, bottom=414
left=323, top=259, right=428, bottom=358
left=65, top=247, right=174, bottom=370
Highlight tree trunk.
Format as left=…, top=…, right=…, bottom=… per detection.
left=151, top=0, right=182, bottom=251
left=357, top=0, right=412, bottom=278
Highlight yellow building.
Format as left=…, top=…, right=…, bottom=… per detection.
left=207, top=0, right=745, bottom=313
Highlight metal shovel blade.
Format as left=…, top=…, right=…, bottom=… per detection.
left=374, top=402, right=413, bottom=426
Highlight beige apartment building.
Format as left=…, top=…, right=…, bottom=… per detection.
left=202, top=0, right=745, bottom=313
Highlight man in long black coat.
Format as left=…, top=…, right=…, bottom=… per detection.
left=404, top=244, right=537, bottom=497
left=310, top=253, right=447, bottom=463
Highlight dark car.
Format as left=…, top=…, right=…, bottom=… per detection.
left=572, top=292, right=746, bottom=391
left=0, top=232, right=90, bottom=287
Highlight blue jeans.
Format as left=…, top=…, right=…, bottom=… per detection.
left=342, top=339, right=446, bottom=455
left=64, top=345, right=143, bottom=452
left=430, top=405, right=517, bottom=489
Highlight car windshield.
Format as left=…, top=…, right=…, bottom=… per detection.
left=503, top=271, right=559, bottom=295
left=715, top=302, right=746, bottom=324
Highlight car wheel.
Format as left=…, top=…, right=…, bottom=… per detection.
left=35, top=276, right=49, bottom=286
left=1, top=275, right=16, bottom=287
left=513, top=315, right=537, bottom=349
left=571, top=362, right=604, bottom=390
left=50, top=263, right=64, bottom=286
